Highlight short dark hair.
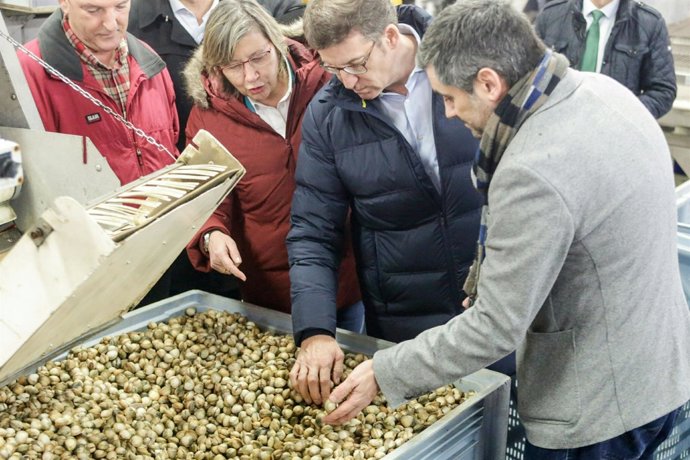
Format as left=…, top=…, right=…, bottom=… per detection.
left=418, top=0, right=546, bottom=92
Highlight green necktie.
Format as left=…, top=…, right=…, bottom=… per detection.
left=580, top=10, right=604, bottom=72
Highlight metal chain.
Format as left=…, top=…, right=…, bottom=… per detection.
left=0, top=28, right=177, bottom=161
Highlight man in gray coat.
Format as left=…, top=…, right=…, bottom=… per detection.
left=323, top=0, right=690, bottom=457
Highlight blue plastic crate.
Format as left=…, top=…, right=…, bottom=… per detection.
left=506, top=379, right=525, bottom=460
left=663, top=181, right=690, bottom=460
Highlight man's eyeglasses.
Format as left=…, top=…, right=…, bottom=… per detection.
left=321, top=41, right=376, bottom=76
left=221, top=46, right=273, bottom=77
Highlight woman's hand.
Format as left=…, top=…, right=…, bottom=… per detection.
left=208, top=231, right=247, bottom=281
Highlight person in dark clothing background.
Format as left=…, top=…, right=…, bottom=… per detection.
left=522, top=0, right=559, bottom=21
left=535, top=0, right=676, bottom=119
left=129, top=0, right=218, bottom=153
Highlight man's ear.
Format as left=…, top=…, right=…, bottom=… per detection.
left=474, top=68, right=509, bottom=104
left=383, top=24, right=400, bottom=49
left=58, top=0, right=69, bottom=15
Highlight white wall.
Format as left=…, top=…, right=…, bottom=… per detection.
left=643, top=0, right=690, bottom=25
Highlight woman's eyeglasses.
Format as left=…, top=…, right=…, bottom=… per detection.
left=221, top=46, right=273, bottom=78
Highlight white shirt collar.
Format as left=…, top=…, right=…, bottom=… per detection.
left=582, top=0, right=620, bottom=20
left=168, top=0, right=219, bottom=20
left=377, top=26, right=440, bottom=191
left=168, top=0, right=219, bottom=44
left=168, top=0, right=187, bottom=14
left=397, top=23, right=424, bottom=75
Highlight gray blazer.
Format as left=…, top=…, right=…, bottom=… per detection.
left=373, top=69, right=690, bottom=449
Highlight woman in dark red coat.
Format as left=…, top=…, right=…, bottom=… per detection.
left=184, top=0, right=362, bottom=324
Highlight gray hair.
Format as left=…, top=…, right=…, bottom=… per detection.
left=418, top=0, right=546, bottom=92
left=202, top=0, right=289, bottom=96
left=303, top=0, right=397, bottom=50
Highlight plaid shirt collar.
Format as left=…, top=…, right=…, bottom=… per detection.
left=62, top=14, right=130, bottom=114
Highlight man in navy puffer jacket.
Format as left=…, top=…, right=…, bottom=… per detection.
left=287, top=0, right=509, bottom=405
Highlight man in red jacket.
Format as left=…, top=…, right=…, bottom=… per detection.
left=18, top=0, right=179, bottom=186
left=18, top=0, right=180, bottom=303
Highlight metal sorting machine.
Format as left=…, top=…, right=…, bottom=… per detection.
left=0, top=128, right=246, bottom=382
left=0, top=291, right=511, bottom=460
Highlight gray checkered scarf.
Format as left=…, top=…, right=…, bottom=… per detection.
left=463, top=51, right=570, bottom=304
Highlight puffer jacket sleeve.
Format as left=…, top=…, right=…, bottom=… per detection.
left=637, top=15, right=676, bottom=119
left=287, top=102, right=349, bottom=342
left=185, top=106, right=233, bottom=272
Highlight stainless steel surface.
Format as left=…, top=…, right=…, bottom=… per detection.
left=660, top=16, right=690, bottom=177
left=0, top=10, right=42, bottom=130
left=0, top=181, right=238, bottom=381
left=669, top=19, right=690, bottom=86
left=0, top=129, right=246, bottom=383
left=0, top=127, right=119, bottom=232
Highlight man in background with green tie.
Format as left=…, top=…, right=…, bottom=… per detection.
left=535, top=0, right=676, bottom=119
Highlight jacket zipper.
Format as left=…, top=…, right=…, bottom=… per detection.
left=136, top=147, right=144, bottom=167
left=336, top=92, right=463, bottom=300
left=428, top=96, right=464, bottom=302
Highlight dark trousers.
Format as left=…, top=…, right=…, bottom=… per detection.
left=525, top=407, right=680, bottom=460
left=487, top=351, right=516, bottom=377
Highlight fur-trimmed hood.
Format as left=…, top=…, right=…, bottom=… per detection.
left=184, top=46, right=215, bottom=109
